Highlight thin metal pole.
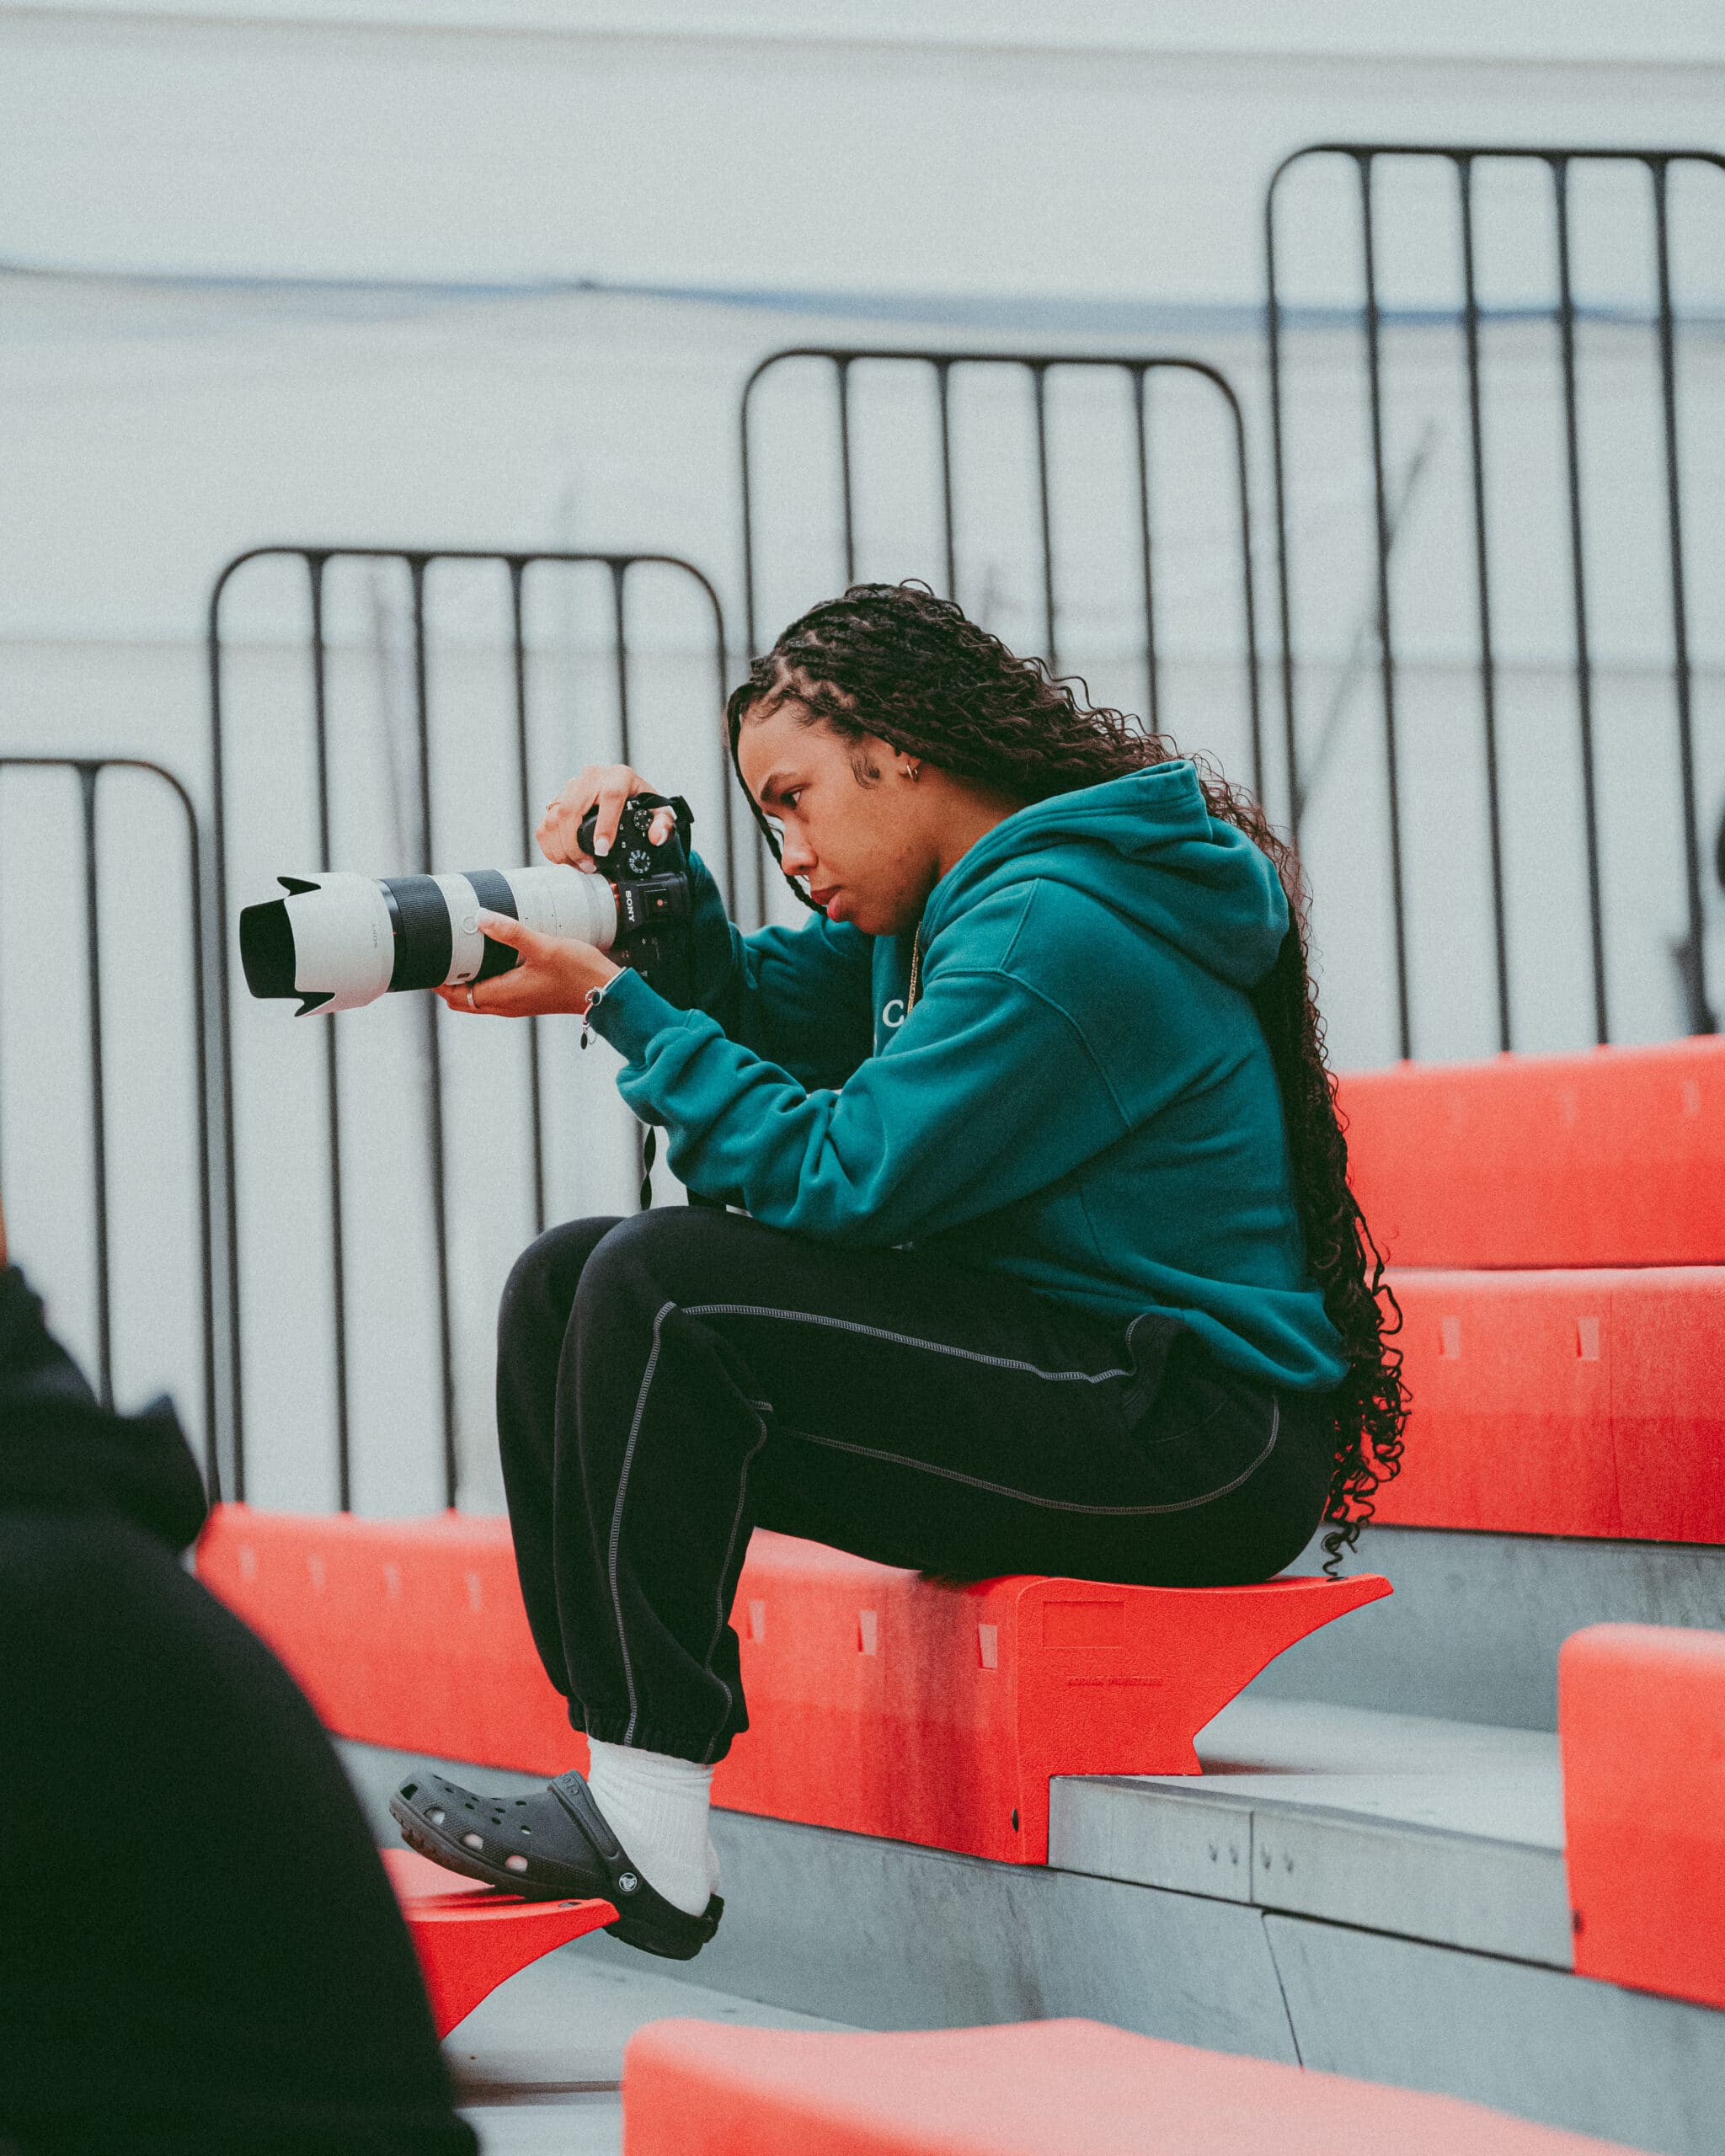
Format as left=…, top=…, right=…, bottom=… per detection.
left=740, top=375, right=761, bottom=659
left=1131, top=367, right=1162, bottom=734
left=1220, top=380, right=1266, bottom=808
left=1357, top=153, right=1413, bottom=1060
left=694, top=576, right=741, bottom=924
left=409, top=558, right=459, bottom=1508
left=206, top=571, right=245, bottom=1496
left=836, top=357, right=857, bottom=586
left=1264, top=172, right=1303, bottom=839
left=1031, top=363, right=1057, bottom=671
left=1551, top=157, right=1609, bottom=1045
left=610, top=561, right=632, bottom=767
left=307, top=555, right=352, bottom=1508
left=1458, top=157, right=1514, bottom=1054
left=1650, top=159, right=1714, bottom=1034
left=510, top=560, right=547, bottom=1235
left=179, top=782, right=219, bottom=1500
left=78, top=765, right=113, bottom=1409
left=610, top=561, right=648, bottom=1208
left=935, top=360, right=958, bottom=602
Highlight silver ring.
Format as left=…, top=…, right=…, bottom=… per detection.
left=465, top=984, right=478, bottom=1012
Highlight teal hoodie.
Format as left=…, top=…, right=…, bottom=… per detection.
left=588, top=760, right=1346, bottom=1392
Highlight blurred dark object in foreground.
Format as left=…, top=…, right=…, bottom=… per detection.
left=0, top=1261, right=476, bottom=2156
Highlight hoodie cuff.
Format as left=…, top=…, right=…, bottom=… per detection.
left=586, top=967, right=692, bottom=1064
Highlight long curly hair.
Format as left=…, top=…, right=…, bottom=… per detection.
left=727, top=581, right=1406, bottom=1568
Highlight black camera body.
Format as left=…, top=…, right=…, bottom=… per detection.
left=577, top=792, right=697, bottom=1004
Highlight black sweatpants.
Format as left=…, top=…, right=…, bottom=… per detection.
left=497, top=1209, right=1332, bottom=1767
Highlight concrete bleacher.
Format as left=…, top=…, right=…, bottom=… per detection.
left=201, top=1034, right=1725, bottom=2153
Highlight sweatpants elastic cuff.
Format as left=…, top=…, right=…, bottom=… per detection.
left=578, top=1708, right=740, bottom=1765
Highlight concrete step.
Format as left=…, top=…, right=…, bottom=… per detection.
left=1254, top=1525, right=1725, bottom=1732
left=451, top=1943, right=853, bottom=2153
left=1051, top=1696, right=1567, bottom=1964
left=341, top=1711, right=1725, bottom=2156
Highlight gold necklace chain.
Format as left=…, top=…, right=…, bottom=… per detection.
left=906, top=927, right=923, bottom=1012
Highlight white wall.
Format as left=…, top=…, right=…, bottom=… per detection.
left=3, top=0, right=1722, bottom=1508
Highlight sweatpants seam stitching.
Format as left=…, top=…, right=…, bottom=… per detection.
left=683, top=1302, right=1135, bottom=1385
left=700, top=1406, right=771, bottom=1764
left=610, top=1300, right=676, bottom=1744
left=777, top=1397, right=1281, bottom=1517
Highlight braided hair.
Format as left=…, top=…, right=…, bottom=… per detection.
left=727, top=581, right=1406, bottom=1569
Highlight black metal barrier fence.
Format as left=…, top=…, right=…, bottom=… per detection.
left=739, top=348, right=1266, bottom=802
left=207, top=547, right=733, bottom=1509
left=1267, top=144, right=1724, bottom=1058
left=0, top=755, right=219, bottom=1496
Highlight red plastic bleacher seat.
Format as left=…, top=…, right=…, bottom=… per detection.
left=707, top=1530, right=1386, bottom=1860
left=381, top=1845, right=613, bottom=2038
left=1375, top=1269, right=1725, bottom=1541
left=619, top=2016, right=1648, bottom=2154
left=1338, top=1038, right=1725, bottom=1269
left=196, top=1508, right=1387, bottom=1864
left=1562, top=1624, right=1725, bottom=2012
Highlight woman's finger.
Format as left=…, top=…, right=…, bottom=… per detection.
left=475, top=908, right=529, bottom=947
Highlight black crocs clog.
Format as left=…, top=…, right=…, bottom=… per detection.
left=389, top=1768, right=723, bottom=1962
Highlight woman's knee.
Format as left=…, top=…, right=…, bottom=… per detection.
left=499, top=1214, right=624, bottom=1353
left=569, top=1205, right=751, bottom=1327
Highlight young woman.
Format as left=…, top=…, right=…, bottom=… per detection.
left=392, top=583, right=1405, bottom=1961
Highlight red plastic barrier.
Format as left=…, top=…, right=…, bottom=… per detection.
left=196, top=1508, right=1387, bottom=1865
left=620, top=2017, right=1645, bottom=2154
left=1338, top=1038, right=1725, bottom=1269
left=381, top=1846, right=613, bottom=2037
left=1377, top=1269, right=1725, bottom=1542
left=1562, top=1625, right=1725, bottom=2011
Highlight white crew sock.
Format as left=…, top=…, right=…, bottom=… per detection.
left=585, top=1739, right=718, bottom=1918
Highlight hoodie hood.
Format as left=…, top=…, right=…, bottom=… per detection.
left=923, top=760, right=1289, bottom=991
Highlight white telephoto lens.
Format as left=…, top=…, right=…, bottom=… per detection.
left=240, top=860, right=623, bottom=1017
left=281, top=874, right=395, bottom=1013
left=501, top=864, right=618, bottom=950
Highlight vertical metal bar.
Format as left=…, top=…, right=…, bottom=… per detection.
left=693, top=575, right=741, bottom=924
left=1031, top=363, right=1058, bottom=671
left=1650, top=158, right=1713, bottom=1034
left=1265, top=173, right=1304, bottom=839
left=78, top=765, right=113, bottom=1409
left=1458, top=157, right=1514, bottom=1054
left=307, top=555, right=352, bottom=1508
left=179, top=777, right=220, bottom=1501
left=1357, top=153, right=1413, bottom=1059
left=510, top=560, right=548, bottom=1233
left=610, top=560, right=648, bottom=1208
left=409, top=558, right=459, bottom=1508
left=1130, top=367, right=1162, bottom=734
left=1219, top=377, right=1266, bottom=808
left=836, top=357, right=856, bottom=587
left=740, top=376, right=761, bottom=659
left=1551, top=157, right=1609, bottom=1045
left=610, top=561, right=632, bottom=768
left=206, top=575, right=245, bottom=1496
left=935, top=360, right=958, bottom=601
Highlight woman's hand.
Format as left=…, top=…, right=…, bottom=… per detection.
left=538, top=764, right=678, bottom=871
left=434, top=911, right=621, bottom=1020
